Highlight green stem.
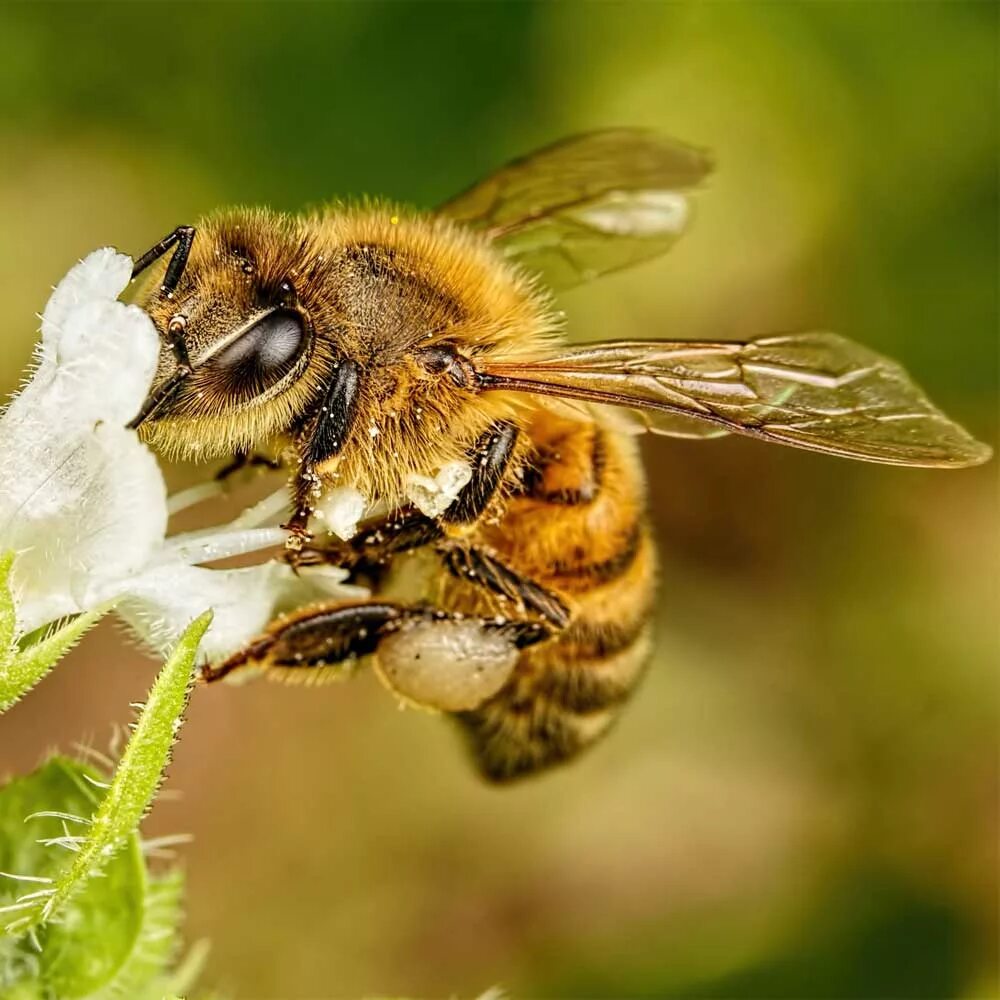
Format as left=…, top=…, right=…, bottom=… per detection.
left=0, top=609, right=106, bottom=714
left=14, top=611, right=212, bottom=932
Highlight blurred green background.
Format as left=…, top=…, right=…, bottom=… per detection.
left=0, top=2, right=996, bottom=998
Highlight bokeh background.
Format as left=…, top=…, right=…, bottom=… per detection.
left=0, top=2, right=997, bottom=998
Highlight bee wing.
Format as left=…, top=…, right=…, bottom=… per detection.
left=480, top=332, right=992, bottom=468
left=438, top=129, right=713, bottom=291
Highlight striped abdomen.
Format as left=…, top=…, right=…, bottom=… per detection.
left=456, top=411, right=656, bottom=781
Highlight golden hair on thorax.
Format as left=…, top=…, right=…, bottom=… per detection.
left=136, top=202, right=558, bottom=503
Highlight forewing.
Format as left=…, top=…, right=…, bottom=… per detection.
left=439, top=129, right=713, bottom=291
left=481, top=333, right=992, bottom=468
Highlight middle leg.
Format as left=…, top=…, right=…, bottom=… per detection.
left=284, top=417, right=520, bottom=547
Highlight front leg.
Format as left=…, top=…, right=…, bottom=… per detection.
left=202, top=599, right=549, bottom=686
left=285, top=359, right=362, bottom=545
left=440, top=420, right=519, bottom=525
left=285, top=417, right=521, bottom=559
left=290, top=507, right=443, bottom=578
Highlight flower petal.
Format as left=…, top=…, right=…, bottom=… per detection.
left=0, top=421, right=168, bottom=633
left=116, top=561, right=365, bottom=663
left=41, top=247, right=133, bottom=351
left=0, top=250, right=166, bottom=631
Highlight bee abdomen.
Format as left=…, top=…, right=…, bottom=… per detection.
left=458, top=414, right=656, bottom=781
left=533, top=619, right=651, bottom=711
left=546, top=522, right=643, bottom=587
left=522, top=421, right=607, bottom=505
left=456, top=621, right=652, bottom=782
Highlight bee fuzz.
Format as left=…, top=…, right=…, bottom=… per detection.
left=374, top=619, right=518, bottom=712
left=315, top=485, right=368, bottom=540
left=404, top=462, right=472, bottom=518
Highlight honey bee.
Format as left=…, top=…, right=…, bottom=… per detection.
left=128, top=129, right=991, bottom=782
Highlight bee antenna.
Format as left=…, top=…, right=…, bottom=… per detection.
left=128, top=318, right=194, bottom=431
left=127, top=227, right=199, bottom=430
left=131, top=225, right=197, bottom=297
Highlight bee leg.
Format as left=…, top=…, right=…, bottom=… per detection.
left=284, top=359, right=363, bottom=544
left=441, top=420, right=519, bottom=524
left=130, top=225, right=197, bottom=296
left=283, top=462, right=323, bottom=549
left=279, top=506, right=438, bottom=581
left=308, top=416, right=520, bottom=558
left=248, top=454, right=284, bottom=470
left=340, top=509, right=445, bottom=575
left=202, top=599, right=549, bottom=684
left=440, top=544, right=571, bottom=629
left=283, top=417, right=518, bottom=556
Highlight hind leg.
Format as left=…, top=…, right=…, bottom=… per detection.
left=202, top=599, right=549, bottom=685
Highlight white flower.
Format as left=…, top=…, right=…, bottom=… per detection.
left=0, top=249, right=361, bottom=662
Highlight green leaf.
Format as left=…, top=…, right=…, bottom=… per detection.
left=0, top=612, right=211, bottom=996
left=91, top=870, right=186, bottom=1000
left=0, top=551, right=16, bottom=660
left=38, top=831, right=146, bottom=998
left=0, top=758, right=145, bottom=996
left=28, top=611, right=212, bottom=929
left=0, top=608, right=106, bottom=714
left=0, top=983, right=44, bottom=1000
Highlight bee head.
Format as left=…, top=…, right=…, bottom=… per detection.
left=129, top=206, right=557, bottom=502
left=129, top=211, right=338, bottom=459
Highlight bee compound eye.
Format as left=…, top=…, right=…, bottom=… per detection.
left=212, top=309, right=305, bottom=376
